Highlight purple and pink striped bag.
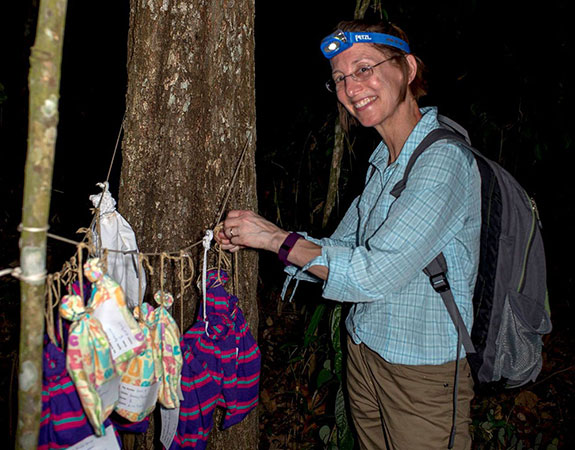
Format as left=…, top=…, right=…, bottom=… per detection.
left=168, top=270, right=260, bottom=449
left=38, top=340, right=122, bottom=449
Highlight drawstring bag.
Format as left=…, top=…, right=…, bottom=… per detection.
left=114, top=302, right=161, bottom=422
left=84, top=258, right=147, bottom=372
left=219, top=271, right=261, bottom=428
left=60, top=293, right=119, bottom=436
left=152, top=291, right=183, bottom=409
left=201, top=270, right=260, bottom=428
left=38, top=339, right=121, bottom=449
left=90, top=182, right=146, bottom=309
left=168, top=323, right=231, bottom=450
left=168, top=270, right=260, bottom=449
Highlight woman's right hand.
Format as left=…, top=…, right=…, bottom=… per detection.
left=216, top=210, right=288, bottom=254
left=216, top=210, right=326, bottom=278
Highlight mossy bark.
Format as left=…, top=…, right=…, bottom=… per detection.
left=120, top=0, right=258, bottom=448
left=17, top=0, right=68, bottom=448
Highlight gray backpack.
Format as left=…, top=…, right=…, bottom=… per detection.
left=391, top=115, right=552, bottom=388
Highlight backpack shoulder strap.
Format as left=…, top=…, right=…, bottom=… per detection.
left=437, top=114, right=472, bottom=144
left=388, top=123, right=476, bottom=354
left=390, top=128, right=467, bottom=198
left=423, top=253, right=476, bottom=354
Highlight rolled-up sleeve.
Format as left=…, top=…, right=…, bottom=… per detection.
left=283, top=196, right=360, bottom=282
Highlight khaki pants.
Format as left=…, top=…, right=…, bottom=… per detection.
left=346, top=337, right=474, bottom=450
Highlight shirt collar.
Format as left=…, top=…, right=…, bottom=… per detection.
left=369, top=106, right=440, bottom=170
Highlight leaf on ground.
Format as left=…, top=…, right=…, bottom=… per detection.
left=260, top=389, right=277, bottom=413
left=515, top=391, right=539, bottom=410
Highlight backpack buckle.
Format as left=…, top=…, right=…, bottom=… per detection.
left=429, top=273, right=450, bottom=293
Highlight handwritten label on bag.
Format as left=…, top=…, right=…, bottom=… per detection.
left=96, top=375, right=120, bottom=411
left=160, top=405, right=180, bottom=449
left=67, top=425, right=120, bottom=450
left=92, top=298, right=140, bottom=360
left=118, top=381, right=160, bottom=414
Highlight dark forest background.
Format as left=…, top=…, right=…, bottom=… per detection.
left=1, top=0, right=574, bottom=448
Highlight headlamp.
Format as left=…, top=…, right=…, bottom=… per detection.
left=320, top=30, right=410, bottom=59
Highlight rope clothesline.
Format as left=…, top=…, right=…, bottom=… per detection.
left=8, top=132, right=247, bottom=331
left=2, top=131, right=253, bottom=279
left=4, top=126, right=248, bottom=345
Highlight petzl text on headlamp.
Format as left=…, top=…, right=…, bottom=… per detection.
left=320, top=30, right=410, bottom=59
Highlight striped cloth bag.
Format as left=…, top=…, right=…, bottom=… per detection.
left=220, top=271, right=260, bottom=428
left=167, top=270, right=260, bottom=449
left=38, top=340, right=121, bottom=449
left=168, top=337, right=225, bottom=449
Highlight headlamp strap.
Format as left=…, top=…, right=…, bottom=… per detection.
left=320, top=30, right=410, bottom=59
left=349, top=32, right=410, bottom=53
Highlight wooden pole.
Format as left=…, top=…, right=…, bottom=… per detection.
left=17, top=0, right=68, bottom=448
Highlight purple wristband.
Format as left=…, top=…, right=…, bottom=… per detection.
left=278, top=232, right=302, bottom=266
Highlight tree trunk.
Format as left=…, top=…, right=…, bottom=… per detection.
left=322, top=119, right=345, bottom=228
left=17, top=0, right=68, bottom=448
left=119, top=0, right=258, bottom=448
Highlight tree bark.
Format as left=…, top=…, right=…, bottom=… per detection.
left=120, top=0, right=258, bottom=448
left=322, top=119, right=345, bottom=228
left=17, top=0, right=68, bottom=448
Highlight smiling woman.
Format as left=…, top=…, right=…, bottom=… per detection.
left=217, top=18, right=482, bottom=450
left=329, top=40, right=420, bottom=160
left=326, top=21, right=428, bottom=143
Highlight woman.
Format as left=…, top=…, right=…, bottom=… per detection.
left=217, top=20, right=480, bottom=450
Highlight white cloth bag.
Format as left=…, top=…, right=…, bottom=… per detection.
left=90, top=182, right=146, bottom=308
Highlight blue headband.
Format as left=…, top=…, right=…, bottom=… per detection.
left=320, top=30, right=410, bottom=59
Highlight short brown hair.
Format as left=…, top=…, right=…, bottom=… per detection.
left=332, top=19, right=427, bottom=130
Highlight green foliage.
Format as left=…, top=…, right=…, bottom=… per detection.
left=471, top=406, right=561, bottom=449
left=316, top=359, right=334, bottom=389
left=329, top=304, right=343, bottom=382
left=304, top=303, right=326, bottom=347
left=472, top=408, right=517, bottom=447
left=324, top=305, right=355, bottom=450
left=334, top=384, right=354, bottom=449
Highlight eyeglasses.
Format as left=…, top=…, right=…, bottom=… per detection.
left=325, top=56, right=398, bottom=93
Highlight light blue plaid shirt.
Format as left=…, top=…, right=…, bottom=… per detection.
left=285, top=107, right=481, bottom=365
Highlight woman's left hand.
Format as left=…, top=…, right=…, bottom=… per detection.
left=216, top=210, right=288, bottom=253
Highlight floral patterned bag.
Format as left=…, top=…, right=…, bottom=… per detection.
left=84, top=258, right=147, bottom=373
left=151, top=291, right=183, bottom=409
left=60, top=293, right=119, bottom=436
left=114, top=302, right=161, bottom=422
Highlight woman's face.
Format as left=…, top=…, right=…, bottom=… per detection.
left=331, top=44, right=413, bottom=134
